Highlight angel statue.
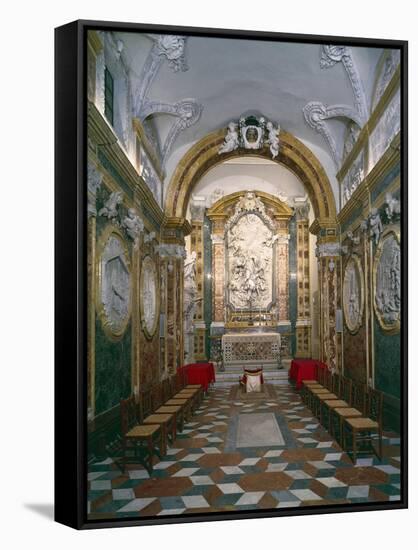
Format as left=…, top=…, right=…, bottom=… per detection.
left=368, top=208, right=383, bottom=245
left=121, top=208, right=144, bottom=242
left=98, top=191, right=123, bottom=219
left=266, top=121, right=280, bottom=159
left=218, top=122, right=239, bottom=154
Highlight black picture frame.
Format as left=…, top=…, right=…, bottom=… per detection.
left=55, top=19, right=408, bottom=530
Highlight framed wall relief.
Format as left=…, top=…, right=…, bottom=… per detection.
left=55, top=20, right=408, bottom=530
left=343, top=254, right=364, bottom=334
left=140, top=255, right=159, bottom=338
left=96, top=227, right=132, bottom=340
left=373, top=229, right=401, bottom=333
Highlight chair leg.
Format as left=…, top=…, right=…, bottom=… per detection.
left=339, top=417, right=344, bottom=449
left=121, top=439, right=126, bottom=473
left=352, top=429, right=357, bottom=464
left=146, top=436, right=154, bottom=475
left=377, top=428, right=382, bottom=460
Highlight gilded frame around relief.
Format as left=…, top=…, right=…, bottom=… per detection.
left=373, top=227, right=401, bottom=334
left=96, top=224, right=132, bottom=341
left=342, top=253, right=365, bottom=334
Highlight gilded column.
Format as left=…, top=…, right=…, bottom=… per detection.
left=210, top=218, right=227, bottom=325
left=275, top=224, right=290, bottom=323
left=160, top=217, right=191, bottom=371
left=295, top=202, right=311, bottom=357
left=190, top=197, right=207, bottom=360
left=316, top=240, right=342, bottom=372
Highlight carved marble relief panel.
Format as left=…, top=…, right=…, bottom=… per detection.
left=374, top=230, right=400, bottom=332
left=226, top=212, right=275, bottom=310
left=369, top=89, right=400, bottom=171
left=140, top=255, right=159, bottom=338
left=97, top=228, right=132, bottom=339
left=343, top=255, right=364, bottom=333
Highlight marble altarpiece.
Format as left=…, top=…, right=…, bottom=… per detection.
left=191, top=190, right=313, bottom=367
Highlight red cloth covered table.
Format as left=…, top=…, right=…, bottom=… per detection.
left=180, top=362, right=215, bottom=391
left=289, top=359, right=327, bottom=390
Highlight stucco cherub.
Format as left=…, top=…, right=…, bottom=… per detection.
left=368, top=208, right=383, bottom=245
left=122, top=208, right=144, bottom=241
left=98, top=191, right=123, bottom=219
left=218, top=122, right=239, bottom=154
left=266, top=121, right=280, bottom=159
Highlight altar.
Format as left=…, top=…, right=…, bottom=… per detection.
left=222, top=332, right=281, bottom=369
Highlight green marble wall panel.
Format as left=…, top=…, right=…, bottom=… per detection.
left=341, top=204, right=363, bottom=234
left=374, top=320, right=401, bottom=401
left=98, top=149, right=134, bottom=200
left=370, top=164, right=400, bottom=204
left=95, top=317, right=132, bottom=415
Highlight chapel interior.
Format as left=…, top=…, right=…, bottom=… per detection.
left=86, top=31, right=402, bottom=518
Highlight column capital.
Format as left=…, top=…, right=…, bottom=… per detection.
left=309, top=217, right=339, bottom=237
left=316, top=242, right=341, bottom=258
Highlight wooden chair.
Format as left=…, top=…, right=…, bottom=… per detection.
left=164, top=375, right=193, bottom=421
left=321, top=376, right=352, bottom=435
left=342, top=387, right=383, bottom=462
left=138, top=388, right=177, bottom=456
left=120, top=395, right=163, bottom=474
left=152, top=382, right=185, bottom=433
left=333, top=380, right=367, bottom=447
left=301, top=366, right=326, bottom=405
left=307, top=370, right=333, bottom=414
left=315, top=373, right=342, bottom=423
left=174, top=371, right=201, bottom=410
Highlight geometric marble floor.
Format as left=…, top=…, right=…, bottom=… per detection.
left=88, top=381, right=401, bottom=520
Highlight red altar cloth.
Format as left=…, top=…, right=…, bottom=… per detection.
left=289, top=359, right=327, bottom=390
left=180, top=362, right=215, bottom=391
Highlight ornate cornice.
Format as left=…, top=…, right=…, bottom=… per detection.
left=132, top=118, right=164, bottom=180
left=337, top=65, right=401, bottom=183
left=88, top=102, right=164, bottom=229
left=337, top=132, right=400, bottom=230
left=207, top=189, right=293, bottom=220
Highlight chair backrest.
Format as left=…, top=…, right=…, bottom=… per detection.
left=162, top=378, right=171, bottom=402
left=367, top=388, right=383, bottom=423
left=329, top=373, right=340, bottom=394
left=351, top=381, right=367, bottom=414
left=169, top=375, right=177, bottom=397
left=179, top=368, right=188, bottom=388
left=174, top=371, right=183, bottom=392
left=318, top=367, right=326, bottom=386
left=138, top=388, right=153, bottom=421
left=339, top=376, right=352, bottom=404
left=151, top=383, right=163, bottom=410
left=120, top=395, right=137, bottom=436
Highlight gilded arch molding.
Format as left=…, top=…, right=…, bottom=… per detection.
left=165, top=129, right=337, bottom=227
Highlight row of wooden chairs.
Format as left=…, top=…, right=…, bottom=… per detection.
left=119, top=371, right=204, bottom=474
left=301, top=369, right=383, bottom=463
